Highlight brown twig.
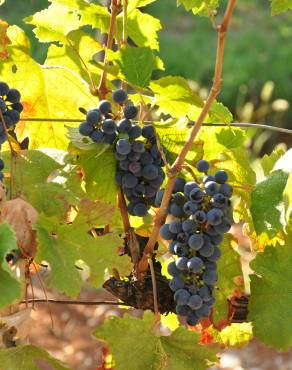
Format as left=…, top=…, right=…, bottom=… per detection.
left=137, top=0, right=237, bottom=275
left=20, top=299, right=131, bottom=306
left=98, top=0, right=119, bottom=99
left=148, top=258, right=159, bottom=315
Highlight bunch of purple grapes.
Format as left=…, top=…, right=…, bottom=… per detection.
left=79, top=89, right=139, bottom=145
left=157, top=160, right=233, bottom=325
left=115, top=123, right=166, bottom=217
left=0, top=81, right=23, bottom=182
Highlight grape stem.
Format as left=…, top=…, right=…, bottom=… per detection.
left=98, top=0, right=119, bottom=99
left=137, top=0, right=237, bottom=277
left=21, top=299, right=131, bottom=306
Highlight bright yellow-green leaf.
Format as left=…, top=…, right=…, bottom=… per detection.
left=25, top=2, right=81, bottom=44
left=211, top=323, right=253, bottom=347
left=270, top=0, right=292, bottom=15
left=284, top=172, right=292, bottom=223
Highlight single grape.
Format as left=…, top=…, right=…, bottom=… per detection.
left=127, top=202, right=136, bottom=215
left=102, top=119, right=116, bottom=134
left=128, top=124, right=142, bottom=139
left=133, top=203, right=148, bottom=217
left=189, top=188, right=204, bottom=202
left=182, top=219, right=197, bottom=233
left=116, top=139, right=131, bottom=155
left=6, top=88, right=21, bottom=103
left=142, top=124, right=155, bottom=139
left=12, top=102, right=23, bottom=113
left=129, top=161, right=141, bottom=174
left=140, top=151, right=153, bottom=165
left=98, top=100, right=112, bottom=115
left=188, top=294, right=203, bottom=310
left=174, top=243, right=189, bottom=257
left=173, top=178, right=186, bottom=193
left=204, top=181, right=219, bottom=196
left=122, top=173, right=138, bottom=188
left=206, top=208, right=224, bottom=226
left=193, top=210, right=207, bottom=223
left=104, top=132, right=117, bottom=144
left=150, top=145, right=160, bottom=159
left=219, top=183, right=233, bottom=198
left=176, top=304, right=191, bottom=316
left=198, top=241, right=214, bottom=258
left=79, top=121, right=94, bottom=136
left=124, top=105, right=138, bottom=119
left=169, top=277, right=185, bottom=292
left=167, top=261, right=180, bottom=277
left=117, top=118, right=131, bottom=133
left=187, top=257, right=204, bottom=273
left=169, top=220, right=182, bottom=234
left=174, top=289, right=190, bottom=305
left=202, top=270, right=218, bottom=286
left=172, top=192, right=185, bottom=206
left=113, top=89, right=128, bottom=104
left=142, top=164, right=158, bottom=180
left=132, top=140, right=145, bottom=153
left=188, top=234, right=203, bottom=251
left=186, top=312, right=199, bottom=326
left=160, top=224, right=175, bottom=240
left=184, top=181, right=199, bottom=197
left=169, top=202, right=185, bottom=218
left=183, top=201, right=198, bottom=215
left=6, top=109, right=20, bottom=124
left=86, top=110, right=101, bottom=125
left=176, top=232, right=188, bottom=244
left=215, top=170, right=228, bottom=184
left=198, top=286, right=212, bottom=302
left=196, top=160, right=209, bottom=173
left=0, top=82, right=9, bottom=96
left=211, top=193, right=228, bottom=208
left=175, top=257, right=188, bottom=271
left=90, top=129, right=104, bottom=143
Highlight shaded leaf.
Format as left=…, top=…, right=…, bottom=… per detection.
left=215, top=128, right=245, bottom=149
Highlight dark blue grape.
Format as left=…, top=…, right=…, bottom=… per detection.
left=98, top=100, right=112, bottom=115
left=199, top=241, right=214, bottom=258
left=187, top=257, right=204, bottom=273
left=90, top=129, right=104, bottom=143
left=207, top=246, right=221, bottom=262
left=119, top=160, right=130, bottom=171
left=215, top=170, right=228, bottom=184
left=127, top=151, right=141, bottom=162
left=142, top=164, right=158, bottom=180
left=214, top=217, right=232, bottom=233
left=124, top=105, right=138, bottom=119
left=204, top=181, right=219, bottom=196
left=104, top=133, right=117, bottom=144
left=184, top=181, right=199, bottom=197
left=174, top=243, right=189, bottom=257
left=150, top=145, right=160, bottom=159
left=209, top=233, right=224, bottom=245
left=79, top=121, right=93, bottom=136
left=173, top=177, right=186, bottom=193
left=168, top=241, right=176, bottom=254
left=169, top=277, right=184, bottom=292
left=175, top=257, right=188, bottom=271
left=193, top=210, right=206, bottom=223
left=0, top=172, right=4, bottom=182
left=154, top=189, right=164, bottom=207
left=202, top=270, right=218, bottom=285
left=86, top=110, right=100, bottom=125
left=0, top=159, right=4, bottom=171
left=169, top=203, right=185, bottom=218
left=172, top=192, right=185, bottom=205
left=132, top=140, right=145, bottom=153
left=174, top=289, right=190, bottom=305
left=198, top=286, right=212, bottom=302
left=115, top=171, right=125, bottom=185
left=6, top=89, right=21, bottom=103
left=117, top=118, right=131, bottom=133
left=113, top=89, right=128, bottom=104
left=188, top=294, right=203, bottom=310
left=12, top=102, right=23, bottom=113
left=142, top=124, right=155, bottom=139
left=128, top=124, right=142, bottom=139
left=102, top=119, right=116, bottom=134
left=6, top=109, right=20, bottom=124
left=203, top=175, right=215, bottom=183
left=186, top=312, right=199, bottom=326
left=176, top=304, right=191, bottom=316
left=129, top=161, right=141, bottom=174
left=140, top=151, right=153, bottom=165
left=160, top=224, right=175, bottom=240
left=116, top=139, right=131, bottom=155
left=0, top=133, right=7, bottom=144
left=196, top=160, right=209, bottom=173
left=206, top=208, right=224, bottom=226
left=133, top=203, right=148, bottom=217
left=219, top=183, right=233, bottom=197
left=211, top=193, right=228, bottom=208
left=144, top=185, right=157, bottom=197
left=183, top=201, right=198, bottom=215
left=195, top=304, right=211, bottom=318
left=182, top=219, right=197, bottom=233
left=167, top=261, right=180, bottom=277
left=169, top=220, right=182, bottom=234
left=122, top=173, right=138, bottom=188
left=0, top=82, right=9, bottom=96
left=189, top=188, right=204, bottom=202
left=188, top=234, right=203, bottom=251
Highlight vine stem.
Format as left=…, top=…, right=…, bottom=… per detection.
left=98, top=0, right=119, bottom=99
left=21, top=299, right=131, bottom=306
left=17, top=118, right=292, bottom=134
left=137, top=0, right=237, bottom=276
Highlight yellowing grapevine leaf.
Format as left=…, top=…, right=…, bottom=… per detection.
left=0, top=345, right=69, bottom=370
left=0, top=26, right=96, bottom=149
left=94, top=312, right=219, bottom=370
left=211, top=323, right=253, bottom=347
left=0, top=224, right=21, bottom=308
left=0, top=19, right=10, bottom=60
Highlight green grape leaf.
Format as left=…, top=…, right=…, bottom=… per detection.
left=77, top=147, right=118, bottom=205
left=46, top=30, right=103, bottom=85
left=34, top=215, right=130, bottom=297
left=208, top=101, right=233, bottom=124
left=250, top=170, right=289, bottom=237
left=0, top=26, right=96, bottom=149
left=213, top=235, right=243, bottom=323
left=270, top=0, right=292, bottom=15
left=215, top=128, right=246, bottom=149
left=25, top=2, right=81, bottom=44
left=73, top=199, right=116, bottom=228
left=260, top=146, right=286, bottom=176
left=94, top=312, right=218, bottom=370
left=0, top=224, right=21, bottom=308
left=248, top=245, right=292, bottom=350
left=0, top=345, right=69, bottom=370
left=211, top=323, right=253, bottom=347
left=150, top=76, right=203, bottom=119
left=177, top=0, right=219, bottom=15
left=117, top=45, right=156, bottom=87
left=128, top=0, right=158, bottom=10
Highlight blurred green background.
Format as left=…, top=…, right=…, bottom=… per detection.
left=1, top=0, right=292, bottom=151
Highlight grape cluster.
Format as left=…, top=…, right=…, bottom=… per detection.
left=157, top=160, right=233, bottom=325
left=115, top=124, right=166, bottom=217
left=78, top=89, right=139, bottom=145
left=0, top=81, right=23, bottom=183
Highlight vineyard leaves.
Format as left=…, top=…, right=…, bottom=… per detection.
left=270, top=0, right=292, bottom=15
left=0, top=224, right=21, bottom=308
left=248, top=244, right=292, bottom=350
left=94, top=312, right=219, bottom=370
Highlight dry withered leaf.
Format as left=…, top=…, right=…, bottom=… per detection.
left=0, top=198, right=39, bottom=258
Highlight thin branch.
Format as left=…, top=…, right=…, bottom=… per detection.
left=21, top=299, right=131, bottom=306
left=148, top=258, right=159, bottom=315
left=137, top=0, right=237, bottom=276
left=98, top=0, right=119, bottom=99
left=122, top=0, right=128, bottom=45
left=18, top=118, right=292, bottom=134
